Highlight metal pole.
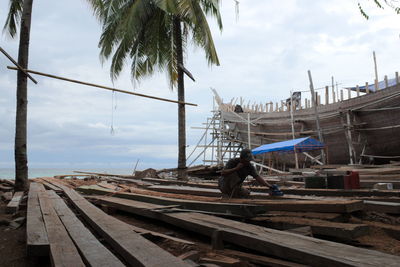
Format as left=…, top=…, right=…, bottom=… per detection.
left=308, top=70, right=326, bottom=164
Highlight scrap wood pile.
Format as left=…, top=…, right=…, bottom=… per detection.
left=23, top=168, right=400, bottom=266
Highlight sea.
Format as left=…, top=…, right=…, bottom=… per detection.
left=0, top=168, right=134, bottom=179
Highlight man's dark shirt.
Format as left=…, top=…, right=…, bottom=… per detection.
left=224, top=158, right=258, bottom=183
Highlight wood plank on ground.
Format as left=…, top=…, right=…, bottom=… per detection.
left=363, top=200, right=400, bottom=214
left=76, top=184, right=363, bottom=214
left=37, top=188, right=85, bottom=267
left=76, top=184, right=263, bottom=217
left=84, top=195, right=400, bottom=267
left=220, top=249, right=308, bottom=267
left=44, top=180, right=189, bottom=267
left=27, top=182, right=49, bottom=256
left=47, top=190, right=125, bottom=267
left=6, top=191, right=24, bottom=214
left=281, top=188, right=400, bottom=197
left=250, top=216, right=369, bottom=240
left=39, top=180, right=62, bottom=192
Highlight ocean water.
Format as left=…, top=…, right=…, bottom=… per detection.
left=0, top=168, right=134, bottom=179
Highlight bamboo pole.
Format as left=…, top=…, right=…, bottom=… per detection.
left=340, top=90, right=344, bottom=101
left=7, top=66, right=197, bottom=106
left=396, top=72, right=399, bottom=85
left=0, top=47, right=37, bottom=84
left=366, top=82, right=370, bottom=94
left=356, top=85, right=360, bottom=97
left=347, top=87, right=351, bottom=99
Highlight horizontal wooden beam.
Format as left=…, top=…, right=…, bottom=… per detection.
left=6, top=191, right=24, bottom=214
left=85, top=195, right=400, bottom=266
left=7, top=66, right=197, bottom=106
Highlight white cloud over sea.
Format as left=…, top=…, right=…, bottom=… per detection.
left=1, top=0, right=400, bottom=170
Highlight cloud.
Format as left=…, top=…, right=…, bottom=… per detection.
left=1, top=0, right=400, bottom=170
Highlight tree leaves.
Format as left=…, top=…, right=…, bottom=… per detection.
left=86, top=0, right=223, bottom=89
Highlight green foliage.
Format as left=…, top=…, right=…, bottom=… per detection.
left=87, top=0, right=223, bottom=89
left=3, top=0, right=24, bottom=38
left=358, top=0, right=400, bottom=19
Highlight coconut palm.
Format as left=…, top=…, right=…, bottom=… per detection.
left=87, top=0, right=223, bottom=179
left=3, top=0, right=34, bottom=190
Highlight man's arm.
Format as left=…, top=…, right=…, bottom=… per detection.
left=254, top=175, right=272, bottom=188
left=221, top=162, right=244, bottom=176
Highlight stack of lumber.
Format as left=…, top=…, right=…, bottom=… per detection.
left=26, top=182, right=189, bottom=266
left=41, top=178, right=400, bottom=266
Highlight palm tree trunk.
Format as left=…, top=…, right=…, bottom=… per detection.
left=14, top=0, right=34, bottom=191
left=174, top=17, right=187, bottom=180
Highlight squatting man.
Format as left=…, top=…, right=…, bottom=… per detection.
left=218, top=148, right=273, bottom=198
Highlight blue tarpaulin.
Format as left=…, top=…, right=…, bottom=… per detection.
left=252, top=137, right=325, bottom=155
left=346, top=77, right=397, bottom=93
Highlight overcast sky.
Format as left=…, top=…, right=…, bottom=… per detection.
left=1, top=0, right=400, bottom=170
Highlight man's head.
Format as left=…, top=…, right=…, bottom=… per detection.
left=240, top=148, right=254, bottom=162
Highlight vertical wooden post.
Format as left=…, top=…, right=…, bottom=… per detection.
left=247, top=113, right=251, bottom=149
left=346, top=111, right=356, bottom=164
left=375, top=79, right=379, bottom=91
left=356, top=85, right=360, bottom=97
left=331, top=76, right=335, bottom=103
left=396, top=72, right=399, bottom=85
left=373, top=51, right=378, bottom=85
left=290, top=91, right=299, bottom=169
left=275, top=102, right=278, bottom=112
left=325, top=86, right=329, bottom=105
left=308, top=99, right=311, bottom=108
left=305, top=98, right=308, bottom=109
left=308, top=70, right=326, bottom=164
left=384, top=75, right=388, bottom=89
left=340, top=90, right=344, bottom=102
left=269, top=101, right=273, bottom=112
left=317, top=94, right=321, bottom=106
left=366, top=82, right=370, bottom=94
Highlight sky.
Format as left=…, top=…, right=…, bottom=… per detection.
left=1, top=0, right=400, bottom=171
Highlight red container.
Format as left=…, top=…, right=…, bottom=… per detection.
left=344, top=171, right=360, bottom=189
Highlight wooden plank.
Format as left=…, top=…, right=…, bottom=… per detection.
left=0, top=184, right=13, bottom=191
left=85, top=195, right=400, bottom=267
left=76, top=184, right=263, bottom=217
left=47, top=190, right=125, bottom=267
left=220, top=249, right=308, bottom=267
left=38, top=188, right=85, bottom=267
left=251, top=216, right=369, bottom=240
left=77, top=184, right=363, bottom=214
left=46, top=180, right=189, bottom=267
left=39, top=180, right=63, bottom=192
left=27, top=183, right=49, bottom=256
left=282, top=188, right=400, bottom=197
left=363, top=200, right=400, bottom=214
left=6, top=191, right=24, bottom=214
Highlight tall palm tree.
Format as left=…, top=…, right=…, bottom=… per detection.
left=3, top=0, right=34, bottom=190
left=87, top=0, right=223, bottom=179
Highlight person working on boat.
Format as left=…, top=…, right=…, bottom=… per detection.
left=218, top=148, right=273, bottom=198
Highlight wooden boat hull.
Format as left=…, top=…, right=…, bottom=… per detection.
left=219, top=83, right=400, bottom=166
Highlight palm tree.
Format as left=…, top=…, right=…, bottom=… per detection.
left=3, top=0, right=34, bottom=190
left=87, top=0, right=223, bottom=179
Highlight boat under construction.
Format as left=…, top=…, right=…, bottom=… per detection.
left=190, top=72, right=400, bottom=169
